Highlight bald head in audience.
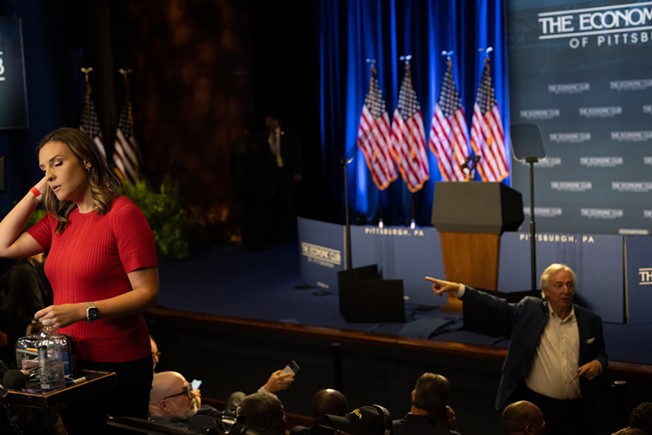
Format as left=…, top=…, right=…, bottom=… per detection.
left=311, top=388, right=347, bottom=422
left=149, top=371, right=200, bottom=420
left=502, top=400, right=545, bottom=435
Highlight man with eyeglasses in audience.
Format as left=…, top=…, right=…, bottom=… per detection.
left=149, top=371, right=202, bottom=429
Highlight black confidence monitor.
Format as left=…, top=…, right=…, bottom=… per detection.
left=510, top=123, right=545, bottom=163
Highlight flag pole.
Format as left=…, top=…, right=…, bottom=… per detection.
left=409, top=194, right=415, bottom=229
left=81, top=67, right=93, bottom=80
left=476, top=46, right=493, bottom=176
left=81, top=67, right=94, bottom=101
left=377, top=198, right=384, bottom=228
left=118, top=68, right=140, bottom=164
left=119, top=68, right=133, bottom=94
left=342, top=155, right=353, bottom=272
left=118, top=68, right=133, bottom=127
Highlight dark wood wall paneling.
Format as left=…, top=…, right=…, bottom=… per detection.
left=105, top=0, right=322, bottom=245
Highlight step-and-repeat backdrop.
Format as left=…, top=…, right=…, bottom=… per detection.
left=507, top=0, right=652, bottom=235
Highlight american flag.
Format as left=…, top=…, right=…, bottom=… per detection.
left=79, top=68, right=107, bottom=161
left=470, top=58, right=508, bottom=182
left=113, top=70, right=141, bottom=185
left=357, top=65, right=397, bottom=190
left=429, top=58, right=470, bottom=181
left=390, top=60, right=429, bottom=193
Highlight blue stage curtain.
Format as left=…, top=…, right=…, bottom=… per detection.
left=319, top=0, right=508, bottom=227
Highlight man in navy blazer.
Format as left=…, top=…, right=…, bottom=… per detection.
left=427, top=263, right=607, bottom=435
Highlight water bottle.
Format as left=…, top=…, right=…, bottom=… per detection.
left=36, top=325, right=65, bottom=391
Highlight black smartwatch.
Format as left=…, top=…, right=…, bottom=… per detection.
left=86, top=303, right=99, bottom=323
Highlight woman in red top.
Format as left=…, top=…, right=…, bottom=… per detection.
left=0, top=127, right=159, bottom=433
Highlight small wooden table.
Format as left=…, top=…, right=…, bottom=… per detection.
left=4, top=369, right=117, bottom=409
left=3, top=370, right=117, bottom=434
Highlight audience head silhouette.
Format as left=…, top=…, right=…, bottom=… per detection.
left=411, top=372, right=450, bottom=419
left=611, top=428, right=648, bottom=435
left=324, top=404, right=392, bottom=434
left=630, top=401, right=652, bottom=434
left=312, top=388, right=348, bottom=422
left=149, top=371, right=199, bottom=420
left=237, top=392, right=287, bottom=433
left=501, top=400, right=545, bottom=435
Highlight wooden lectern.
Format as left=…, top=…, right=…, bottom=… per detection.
left=431, top=182, right=524, bottom=310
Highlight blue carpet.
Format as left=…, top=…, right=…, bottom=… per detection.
left=158, top=239, right=652, bottom=366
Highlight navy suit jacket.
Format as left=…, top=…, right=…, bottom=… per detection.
left=462, top=288, right=608, bottom=411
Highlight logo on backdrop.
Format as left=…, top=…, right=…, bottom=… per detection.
left=580, top=157, right=623, bottom=168
left=611, top=131, right=652, bottom=142
left=522, top=207, right=563, bottom=218
left=610, top=79, right=652, bottom=91
left=612, top=182, right=652, bottom=192
left=638, top=267, right=652, bottom=285
left=301, top=242, right=341, bottom=268
left=549, top=132, right=591, bottom=143
left=551, top=181, right=592, bottom=192
left=520, top=109, right=560, bottom=120
left=537, top=2, right=652, bottom=48
left=548, top=82, right=590, bottom=94
left=581, top=208, right=624, bottom=219
left=619, top=228, right=648, bottom=235
left=579, top=106, right=622, bottom=117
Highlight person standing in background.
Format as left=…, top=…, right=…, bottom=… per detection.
left=230, top=124, right=277, bottom=249
left=427, top=263, right=607, bottom=435
left=264, top=111, right=303, bottom=241
left=0, top=254, right=52, bottom=366
left=0, top=127, right=159, bottom=434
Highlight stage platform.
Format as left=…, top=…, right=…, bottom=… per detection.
left=151, top=228, right=652, bottom=435
left=158, top=223, right=652, bottom=366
